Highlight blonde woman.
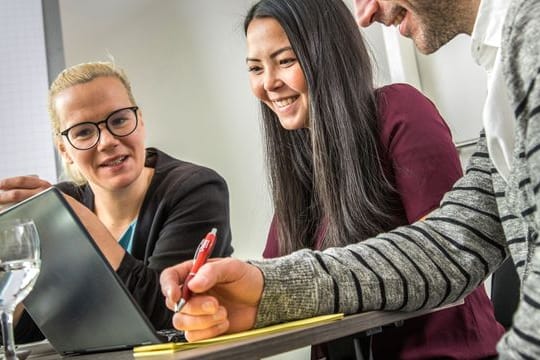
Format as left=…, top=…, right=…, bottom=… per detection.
left=0, top=62, right=233, bottom=341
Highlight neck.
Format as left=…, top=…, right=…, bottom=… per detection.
left=91, top=167, right=154, bottom=238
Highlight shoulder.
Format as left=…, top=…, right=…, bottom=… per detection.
left=376, top=83, right=424, bottom=98
left=376, top=83, right=438, bottom=117
left=55, top=181, right=79, bottom=194
left=54, top=181, right=91, bottom=203
left=502, top=0, right=540, bottom=108
left=375, top=83, right=450, bottom=143
left=376, top=82, right=423, bottom=98
left=147, top=147, right=228, bottom=193
left=504, top=0, right=540, bottom=36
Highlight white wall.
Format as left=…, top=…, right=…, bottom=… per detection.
left=59, top=0, right=271, bottom=260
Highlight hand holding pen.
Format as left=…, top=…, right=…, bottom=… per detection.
left=161, top=247, right=264, bottom=342
left=174, top=228, right=218, bottom=313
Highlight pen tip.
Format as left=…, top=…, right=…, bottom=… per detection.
left=175, top=299, right=186, bottom=313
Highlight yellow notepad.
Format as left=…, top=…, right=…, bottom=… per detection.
left=134, top=313, right=344, bottom=357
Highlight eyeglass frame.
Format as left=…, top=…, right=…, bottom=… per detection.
left=59, top=106, right=139, bottom=150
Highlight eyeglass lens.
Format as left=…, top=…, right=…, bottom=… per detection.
left=66, top=108, right=137, bottom=150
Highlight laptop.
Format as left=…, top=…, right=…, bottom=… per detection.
left=0, top=187, right=183, bottom=355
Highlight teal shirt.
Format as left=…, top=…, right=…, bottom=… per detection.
left=118, top=220, right=137, bottom=254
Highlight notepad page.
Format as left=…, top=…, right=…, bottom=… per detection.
left=0, top=1, right=57, bottom=183
left=133, top=313, right=344, bottom=356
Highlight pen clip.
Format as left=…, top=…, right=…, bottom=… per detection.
left=192, top=228, right=217, bottom=261
left=192, top=241, right=204, bottom=261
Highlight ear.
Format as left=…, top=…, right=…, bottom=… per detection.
left=137, top=108, right=144, bottom=127
left=56, top=139, right=74, bottom=164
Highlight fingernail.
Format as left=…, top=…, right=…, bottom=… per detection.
left=202, top=301, right=216, bottom=313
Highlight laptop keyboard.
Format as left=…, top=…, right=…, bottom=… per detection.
left=156, top=328, right=186, bottom=343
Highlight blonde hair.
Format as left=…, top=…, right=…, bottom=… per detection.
left=49, top=61, right=137, bottom=184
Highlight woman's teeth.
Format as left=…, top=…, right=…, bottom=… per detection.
left=105, top=156, right=127, bottom=166
left=274, top=96, right=298, bottom=108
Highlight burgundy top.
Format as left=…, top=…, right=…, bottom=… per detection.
left=263, top=84, right=505, bottom=359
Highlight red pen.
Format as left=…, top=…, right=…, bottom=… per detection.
left=174, top=228, right=217, bottom=313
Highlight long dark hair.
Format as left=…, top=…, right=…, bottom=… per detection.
left=245, top=0, right=402, bottom=255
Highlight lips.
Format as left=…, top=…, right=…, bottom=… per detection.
left=100, top=155, right=128, bottom=167
left=273, top=96, right=299, bottom=108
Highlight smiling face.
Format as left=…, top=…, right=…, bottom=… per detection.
left=55, top=76, right=147, bottom=192
left=354, top=0, right=478, bottom=54
left=246, top=17, right=309, bottom=130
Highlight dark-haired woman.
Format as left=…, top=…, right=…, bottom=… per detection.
left=244, top=0, right=504, bottom=358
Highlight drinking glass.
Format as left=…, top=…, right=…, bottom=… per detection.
left=0, top=220, right=40, bottom=360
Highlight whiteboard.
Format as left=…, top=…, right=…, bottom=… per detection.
left=0, top=1, right=57, bottom=183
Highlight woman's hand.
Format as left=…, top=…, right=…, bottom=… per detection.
left=0, top=175, right=51, bottom=208
left=160, top=258, right=264, bottom=342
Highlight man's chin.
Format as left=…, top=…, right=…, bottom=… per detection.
left=413, top=37, right=446, bottom=55
left=416, top=45, right=439, bottom=55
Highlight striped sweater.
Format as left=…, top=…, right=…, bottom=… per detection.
left=251, top=0, right=540, bottom=358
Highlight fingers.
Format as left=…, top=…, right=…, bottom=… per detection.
left=0, top=175, right=49, bottom=190
left=170, top=294, right=229, bottom=341
left=162, top=258, right=263, bottom=311
left=172, top=303, right=230, bottom=342
left=183, top=321, right=230, bottom=342
left=173, top=303, right=226, bottom=331
left=179, top=295, right=219, bottom=316
left=0, top=176, right=51, bottom=204
left=164, top=290, right=182, bottom=311
left=186, top=258, right=250, bottom=293
left=160, top=258, right=264, bottom=341
left=187, top=258, right=264, bottom=306
left=160, top=261, right=193, bottom=308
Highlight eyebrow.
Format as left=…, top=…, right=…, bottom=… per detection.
left=246, top=46, right=294, bottom=63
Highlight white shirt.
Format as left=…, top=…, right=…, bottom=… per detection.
left=471, top=0, right=513, bottom=180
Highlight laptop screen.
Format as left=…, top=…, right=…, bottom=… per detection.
left=1, top=187, right=163, bottom=354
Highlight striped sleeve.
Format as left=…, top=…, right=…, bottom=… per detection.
left=251, top=133, right=507, bottom=327
left=498, top=0, right=540, bottom=358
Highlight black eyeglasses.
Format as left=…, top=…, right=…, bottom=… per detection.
left=60, top=106, right=139, bottom=150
